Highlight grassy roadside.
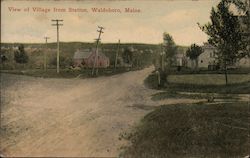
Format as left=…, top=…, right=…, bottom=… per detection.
left=120, top=72, right=250, bottom=157
left=121, top=102, right=250, bottom=158
left=145, top=73, right=250, bottom=94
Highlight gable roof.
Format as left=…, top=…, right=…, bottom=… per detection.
left=73, top=48, right=109, bottom=60
left=73, top=49, right=92, bottom=59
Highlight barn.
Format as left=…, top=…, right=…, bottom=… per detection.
left=73, top=48, right=110, bottom=68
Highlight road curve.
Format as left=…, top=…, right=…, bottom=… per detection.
left=1, top=67, right=160, bottom=157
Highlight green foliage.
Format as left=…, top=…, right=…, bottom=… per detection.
left=199, top=0, right=245, bottom=63
left=122, top=47, right=133, bottom=64
left=163, top=33, right=177, bottom=67
left=0, top=50, right=8, bottom=63
left=186, top=44, right=203, bottom=69
left=145, top=73, right=250, bottom=94
left=122, top=102, right=250, bottom=157
left=50, top=56, right=72, bottom=68
left=1, top=42, right=159, bottom=70
left=14, top=45, right=29, bottom=64
left=186, top=44, right=203, bottom=60
left=199, top=0, right=246, bottom=84
left=231, top=0, right=250, bottom=57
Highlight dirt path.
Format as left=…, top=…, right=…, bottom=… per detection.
left=0, top=67, right=205, bottom=157
left=0, top=67, right=156, bottom=157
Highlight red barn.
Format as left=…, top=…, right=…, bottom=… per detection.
left=73, top=49, right=109, bottom=68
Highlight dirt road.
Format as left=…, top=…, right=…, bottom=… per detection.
left=1, top=67, right=157, bottom=157
left=0, top=67, right=204, bottom=157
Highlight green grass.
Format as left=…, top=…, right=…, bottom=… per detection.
left=145, top=73, right=250, bottom=94
left=168, top=74, right=250, bottom=85
left=121, top=102, right=250, bottom=158
left=151, top=91, right=244, bottom=103
left=151, top=91, right=207, bottom=100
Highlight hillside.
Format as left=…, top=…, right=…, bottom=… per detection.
left=1, top=42, right=188, bottom=70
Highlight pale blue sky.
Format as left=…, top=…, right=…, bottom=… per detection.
left=1, top=0, right=220, bottom=46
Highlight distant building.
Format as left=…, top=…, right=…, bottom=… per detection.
left=198, top=43, right=217, bottom=70
left=174, top=47, right=188, bottom=67
left=186, top=43, right=217, bottom=69
left=175, top=51, right=185, bottom=67
left=192, top=42, right=250, bottom=70
left=73, top=48, right=110, bottom=68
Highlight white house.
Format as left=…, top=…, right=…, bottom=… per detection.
left=191, top=42, right=250, bottom=70
left=198, top=43, right=217, bottom=69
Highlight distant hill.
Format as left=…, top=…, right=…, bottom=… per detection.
left=1, top=42, right=188, bottom=57
left=1, top=42, right=188, bottom=69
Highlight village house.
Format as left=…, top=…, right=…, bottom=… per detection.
left=73, top=48, right=110, bottom=68
left=185, top=43, right=217, bottom=70
left=174, top=48, right=187, bottom=67
left=191, top=42, right=250, bottom=70
left=197, top=43, right=217, bottom=70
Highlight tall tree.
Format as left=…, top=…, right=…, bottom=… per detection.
left=198, top=0, right=244, bottom=85
left=231, top=0, right=250, bottom=57
left=14, top=44, right=29, bottom=64
left=186, top=44, right=203, bottom=70
left=163, top=33, right=177, bottom=69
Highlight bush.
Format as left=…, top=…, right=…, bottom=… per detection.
left=14, top=45, right=29, bottom=64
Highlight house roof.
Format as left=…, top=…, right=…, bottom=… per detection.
left=73, top=50, right=92, bottom=59
left=73, top=48, right=108, bottom=59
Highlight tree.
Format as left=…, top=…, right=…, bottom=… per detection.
left=186, top=44, right=203, bottom=70
left=198, top=0, right=244, bottom=85
left=163, top=33, right=177, bottom=69
left=14, top=44, right=29, bottom=64
left=230, top=0, right=250, bottom=57
left=122, top=47, right=133, bottom=65
left=0, top=50, right=8, bottom=63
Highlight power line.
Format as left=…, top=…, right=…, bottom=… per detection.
left=114, top=39, right=120, bottom=70
left=51, top=19, right=63, bottom=73
left=44, top=36, right=50, bottom=71
left=92, top=26, right=104, bottom=76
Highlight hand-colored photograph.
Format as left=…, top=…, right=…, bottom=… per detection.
left=0, top=0, right=249, bottom=157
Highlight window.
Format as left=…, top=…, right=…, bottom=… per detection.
left=201, top=60, right=203, bottom=63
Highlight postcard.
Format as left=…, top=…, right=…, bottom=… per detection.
left=1, top=0, right=249, bottom=157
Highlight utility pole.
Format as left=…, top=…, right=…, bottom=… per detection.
left=44, top=36, right=50, bottom=71
left=114, top=39, right=120, bottom=70
left=92, top=26, right=104, bottom=76
left=51, top=19, right=63, bottom=73
left=160, top=44, right=164, bottom=71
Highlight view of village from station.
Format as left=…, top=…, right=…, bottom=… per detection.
left=0, top=0, right=250, bottom=157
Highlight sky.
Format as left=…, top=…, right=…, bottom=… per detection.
left=1, top=0, right=220, bottom=46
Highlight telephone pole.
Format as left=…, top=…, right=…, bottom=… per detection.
left=114, top=39, right=120, bottom=70
left=44, top=36, right=50, bottom=71
left=92, top=26, right=104, bottom=76
left=51, top=19, right=63, bottom=73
